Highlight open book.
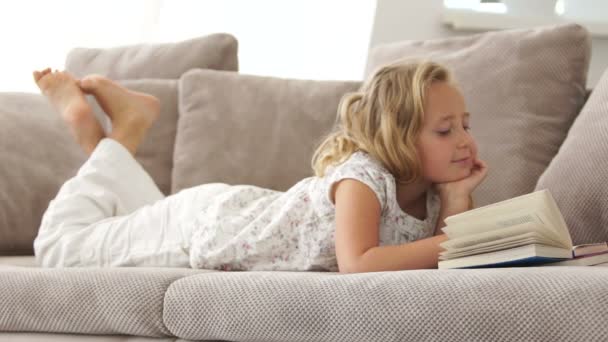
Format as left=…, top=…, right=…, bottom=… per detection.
left=437, top=189, right=607, bottom=269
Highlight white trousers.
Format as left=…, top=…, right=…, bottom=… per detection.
left=34, top=138, right=228, bottom=268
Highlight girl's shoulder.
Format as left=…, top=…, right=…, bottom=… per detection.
left=326, top=150, right=391, bottom=177
left=322, top=151, right=393, bottom=214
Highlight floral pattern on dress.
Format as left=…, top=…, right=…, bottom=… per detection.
left=189, top=151, right=441, bottom=272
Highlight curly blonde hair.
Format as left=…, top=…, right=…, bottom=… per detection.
left=311, top=59, right=453, bottom=185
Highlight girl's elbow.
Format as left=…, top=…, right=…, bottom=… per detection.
left=337, top=257, right=363, bottom=274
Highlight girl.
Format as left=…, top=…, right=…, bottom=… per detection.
left=32, top=60, right=487, bottom=273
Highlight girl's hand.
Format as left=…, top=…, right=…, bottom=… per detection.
left=434, top=158, right=489, bottom=201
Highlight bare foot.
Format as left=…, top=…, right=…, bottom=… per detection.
left=78, top=75, right=160, bottom=156
left=33, top=68, right=105, bottom=155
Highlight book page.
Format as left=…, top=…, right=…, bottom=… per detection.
left=442, top=209, right=547, bottom=238
left=533, top=210, right=570, bottom=247
left=439, top=232, right=565, bottom=260
left=440, top=237, right=544, bottom=260
left=440, top=231, right=563, bottom=254
left=444, top=190, right=547, bottom=224
left=542, top=190, right=573, bottom=249
left=441, top=190, right=569, bottom=247
left=439, top=222, right=563, bottom=251
left=438, top=244, right=572, bottom=268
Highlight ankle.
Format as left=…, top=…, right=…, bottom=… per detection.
left=109, top=130, right=143, bottom=156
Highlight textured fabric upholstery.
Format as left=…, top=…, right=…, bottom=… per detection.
left=536, top=69, right=608, bottom=245
left=172, top=69, right=361, bottom=193
left=1, top=31, right=240, bottom=255
left=0, top=81, right=176, bottom=256
left=163, top=268, right=608, bottom=341
left=0, top=267, right=210, bottom=337
left=0, top=332, right=183, bottom=341
left=1, top=265, right=607, bottom=341
left=0, top=93, right=86, bottom=255
left=365, top=23, right=590, bottom=207
left=65, top=33, right=238, bottom=79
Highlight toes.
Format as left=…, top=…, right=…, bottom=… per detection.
left=79, top=78, right=95, bottom=91
left=77, top=79, right=94, bottom=94
left=33, top=67, right=52, bottom=83
left=79, top=75, right=103, bottom=91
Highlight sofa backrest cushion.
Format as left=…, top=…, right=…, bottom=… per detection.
left=535, top=68, right=608, bottom=245
left=0, top=34, right=242, bottom=256
left=0, top=80, right=177, bottom=256
left=0, top=93, right=85, bottom=255
left=65, top=33, right=239, bottom=79
left=365, top=23, right=591, bottom=207
left=172, top=69, right=361, bottom=193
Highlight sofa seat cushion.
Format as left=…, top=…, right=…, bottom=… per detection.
left=0, top=267, right=212, bottom=337
left=0, top=255, right=37, bottom=267
left=365, top=23, right=590, bottom=207
left=0, top=332, right=179, bottom=341
left=164, top=268, right=608, bottom=341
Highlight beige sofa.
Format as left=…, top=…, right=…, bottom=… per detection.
left=1, top=24, right=608, bottom=341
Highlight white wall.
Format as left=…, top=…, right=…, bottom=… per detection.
left=368, top=0, right=608, bottom=88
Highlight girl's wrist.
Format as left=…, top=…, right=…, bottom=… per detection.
left=439, top=195, right=471, bottom=216
left=439, top=193, right=470, bottom=208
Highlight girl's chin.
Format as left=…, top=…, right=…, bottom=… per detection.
left=438, top=168, right=472, bottom=182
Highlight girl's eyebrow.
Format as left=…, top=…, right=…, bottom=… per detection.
left=438, top=111, right=471, bottom=122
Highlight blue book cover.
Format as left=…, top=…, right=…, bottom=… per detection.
left=456, top=256, right=569, bottom=269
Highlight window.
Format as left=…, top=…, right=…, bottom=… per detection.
left=442, top=0, right=608, bottom=36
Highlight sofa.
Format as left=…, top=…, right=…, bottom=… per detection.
left=1, top=23, right=608, bottom=341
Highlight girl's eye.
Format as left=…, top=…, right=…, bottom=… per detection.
left=437, top=129, right=451, bottom=136
left=437, top=125, right=471, bottom=136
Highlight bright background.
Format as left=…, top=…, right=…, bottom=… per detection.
left=1, top=0, right=607, bottom=92
left=0, top=0, right=377, bottom=92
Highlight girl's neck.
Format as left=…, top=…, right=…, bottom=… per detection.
left=396, top=180, right=432, bottom=219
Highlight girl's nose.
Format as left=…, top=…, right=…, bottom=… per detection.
left=457, top=128, right=473, bottom=148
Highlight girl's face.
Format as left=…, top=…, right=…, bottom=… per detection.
left=415, top=81, right=478, bottom=183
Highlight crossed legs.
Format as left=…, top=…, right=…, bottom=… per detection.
left=31, top=68, right=195, bottom=268
left=32, top=68, right=160, bottom=156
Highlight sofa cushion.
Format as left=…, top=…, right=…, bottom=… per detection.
left=65, top=33, right=239, bottom=79
left=0, top=267, right=209, bottom=337
left=0, top=256, right=37, bottom=267
left=172, top=69, right=361, bottom=193
left=0, top=81, right=176, bottom=255
left=0, top=93, right=86, bottom=256
left=163, top=268, right=608, bottom=341
left=535, top=68, right=608, bottom=245
left=365, top=23, right=590, bottom=206
left=0, top=332, right=176, bottom=341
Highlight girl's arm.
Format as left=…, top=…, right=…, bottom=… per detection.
left=333, top=179, right=469, bottom=273
left=349, top=196, right=470, bottom=273
left=433, top=194, right=473, bottom=236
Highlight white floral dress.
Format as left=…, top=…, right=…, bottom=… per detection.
left=188, top=151, right=441, bottom=271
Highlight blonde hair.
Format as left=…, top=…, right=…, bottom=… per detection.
left=311, top=59, right=453, bottom=185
